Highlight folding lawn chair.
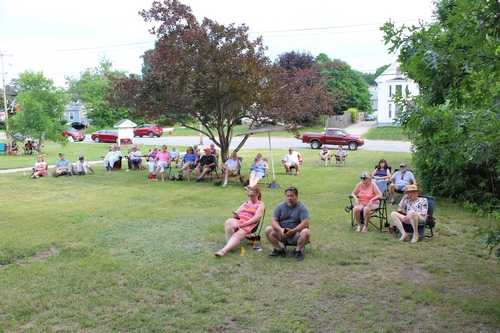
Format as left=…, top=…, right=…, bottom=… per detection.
left=346, top=195, right=390, bottom=232
left=395, top=195, right=436, bottom=239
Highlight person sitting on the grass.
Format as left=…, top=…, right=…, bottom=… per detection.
left=152, top=145, right=171, bottom=181
left=334, top=145, right=346, bottom=167
left=215, top=187, right=265, bottom=257
left=195, top=147, right=216, bottom=182
left=372, top=158, right=392, bottom=193
left=9, top=141, right=19, bottom=155
left=247, top=153, right=268, bottom=189
left=30, top=155, right=47, bottom=179
left=319, top=146, right=332, bottom=167
left=170, top=145, right=180, bottom=166
left=127, top=146, right=143, bottom=171
left=52, top=152, right=72, bottom=177
left=265, top=186, right=310, bottom=261
left=103, top=145, right=122, bottom=172
left=75, top=156, right=94, bottom=175
left=221, top=152, right=245, bottom=188
left=178, top=146, right=198, bottom=181
left=351, top=172, right=383, bottom=233
left=390, top=185, right=428, bottom=243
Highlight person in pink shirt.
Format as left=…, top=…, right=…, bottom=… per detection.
left=152, top=145, right=171, bottom=181
left=351, top=172, right=383, bottom=232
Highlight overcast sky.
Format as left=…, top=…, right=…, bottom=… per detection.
left=0, top=0, right=435, bottom=87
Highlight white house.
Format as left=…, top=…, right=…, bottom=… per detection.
left=65, top=101, right=89, bottom=123
left=375, top=62, right=419, bottom=126
left=369, top=85, right=378, bottom=113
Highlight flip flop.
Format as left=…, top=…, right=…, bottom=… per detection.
left=214, top=250, right=226, bottom=257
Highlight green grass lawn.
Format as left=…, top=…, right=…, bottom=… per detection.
left=0, top=145, right=498, bottom=332
left=363, top=126, right=409, bottom=141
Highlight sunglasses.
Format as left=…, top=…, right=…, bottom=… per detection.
left=248, top=194, right=256, bottom=197
left=360, top=177, right=368, bottom=180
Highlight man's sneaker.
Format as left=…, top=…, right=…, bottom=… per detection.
left=198, top=178, right=205, bottom=182
left=195, top=178, right=200, bottom=182
left=296, top=171, right=300, bottom=175
left=222, top=184, right=227, bottom=188
left=239, top=177, right=245, bottom=186
left=291, top=249, right=304, bottom=261
left=287, top=172, right=292, bottom=175
left=268, top=248, right=286, bottom=257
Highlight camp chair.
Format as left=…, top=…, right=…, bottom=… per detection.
left=391, top=168, right=415, bottom=202
left=246, top=207, right=266, bottom=249
left=227, top=157, right=244, bottom=186
left=373, top=166, right=392, bottom=195
left=282, top=223, right=310, bottom=255
left=253, top=157, right=269, bottom=187
left=335, top=154, right=348, bottom=166
left=289, top=153, right=302, bottom=174
left=395, top=195, right=436, bottom=239
left=206, top=156, right=219, bottom=181
left=346, top=195, right=390, bottom=232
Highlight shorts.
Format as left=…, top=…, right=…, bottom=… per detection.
left=281, top=232, right=299, bottom=246
left=199, top=165, right=214, bottom=172
left=250, top=170, right=264, bottom=178
left=396, top=185, right=406, bottom=191
left=229, top=170, right=239, bottom=176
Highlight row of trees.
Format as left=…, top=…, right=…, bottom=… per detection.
left=1, top=0, right=375, bottom=159
left=382, top=0, right=500, bottom=257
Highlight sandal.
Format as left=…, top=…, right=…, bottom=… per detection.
left=411, top=236, right=420, bottom=244
left=399, top=234, right=410, bottom=241
left=214, top=250, right=226, bottom=257
left=390, top=200, right=395, bottom=206
left=356, top=226, right=361, bottom=232
left=361, top=227, right=368, bottom=233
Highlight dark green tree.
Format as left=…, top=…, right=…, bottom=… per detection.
left=361, top=64, right=390, bottom=86
left=66, top=57, right=131, bottom=128
left=315, top=54, right=371, bottom=113
left=382, top=0, right=500, bottom=256
left=8, top=71, right=68, bottom=150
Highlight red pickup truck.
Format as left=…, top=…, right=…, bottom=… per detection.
left=300, top=128, right=364, bottom=150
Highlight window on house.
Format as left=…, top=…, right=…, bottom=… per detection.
left=389, top=104, right=392, bottom=118
left=396, top=85, right=402, bottom=95
left=389, top=85, right=392, bottom=97
left=395, top=104, right=402, bottom=117
left=69, top=112, right=74, bottom=121
left=396, top=67, right=401, bottom=78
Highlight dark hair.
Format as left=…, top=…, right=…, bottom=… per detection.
left=377, top=159, right=387, bottom=169
left=285, top=186, right=298, bottom=195
left=249, top=186, right=262, bottom=201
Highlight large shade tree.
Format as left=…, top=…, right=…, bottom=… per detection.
left=8, top=71, right=67, bottom=150
left=108, top=0, right=332, bottom=161
left=382, top=0, right=500, bottom=256
left=315, top=54, right=371, bottom=113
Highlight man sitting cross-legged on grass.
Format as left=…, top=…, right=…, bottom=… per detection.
left=195, top=147, right=216, bottom=182
left=265, top=186, right=310, bottom=261
left=221, top=152, right=245, bottom=188
left=52, top=152, right=72, bottom=177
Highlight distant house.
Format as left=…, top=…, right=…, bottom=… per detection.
left=369, top=85, right=378, bottom=112
left=65, top=101, right=89, bottom=123
left=375, top=62, right=419, bottom=126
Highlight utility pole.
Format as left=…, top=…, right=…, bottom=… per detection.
left=1, top=52, right=13, bottom=135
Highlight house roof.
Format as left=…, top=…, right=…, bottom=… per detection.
left=114, top=119, right=137, bottom=128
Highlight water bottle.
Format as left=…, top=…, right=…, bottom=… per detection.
left=315, top=161, right=318, bottom=167
left=23, top=171, right=26, bottom=177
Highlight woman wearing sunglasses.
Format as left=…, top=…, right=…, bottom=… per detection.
left=351, top=172, right=383, bottom=232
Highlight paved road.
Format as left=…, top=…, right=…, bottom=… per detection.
left=80, top=121, right=410, bottom=152
left=0, top=121, right=410, bottom=174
